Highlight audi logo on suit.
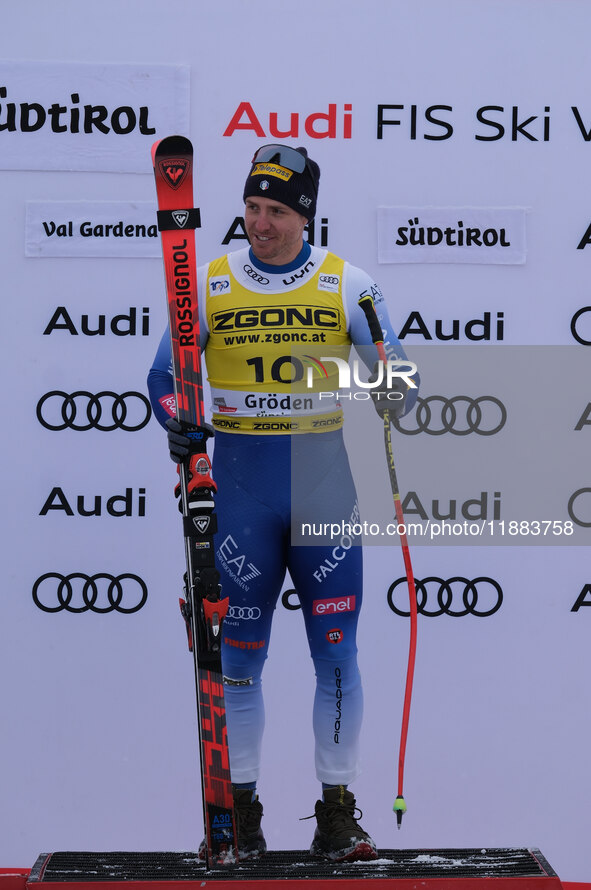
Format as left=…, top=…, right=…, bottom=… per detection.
left=226, top=605, right=262, bottom=620
left=36, top=391, right=152, bottom=431
left=243, top=264, right=270, bottom=286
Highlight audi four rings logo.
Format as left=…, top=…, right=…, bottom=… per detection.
left=281, top=589, right=301, bottom=611
left=320, top=275, right=339, bottom=285
left=33, top=573, right=148, bottom=613
left=243, top=265, right=270, bottom=285
left=394, top=395, right=506, bottom=436
left=568, top=488, right=591, bottom=527
left=387, top=576, right=503, bottom=617
left=571, top=307, right=591, bottom=345
left=227, top=605, right=262, bottom=620
left=37, top=391, right=152, bottom=431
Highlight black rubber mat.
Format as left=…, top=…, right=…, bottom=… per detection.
left=28, top=848, right=558, bottom=882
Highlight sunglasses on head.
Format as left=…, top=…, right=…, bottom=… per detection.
left=251, top=144, right=307, bottom=174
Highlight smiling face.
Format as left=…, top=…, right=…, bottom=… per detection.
left=244, top=196, right=308, bottom=266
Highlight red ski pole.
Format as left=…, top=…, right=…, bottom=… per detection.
left=358, top=295, right=418, bottom=829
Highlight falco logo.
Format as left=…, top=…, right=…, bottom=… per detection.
left=159, top=157, right=189, bottom=190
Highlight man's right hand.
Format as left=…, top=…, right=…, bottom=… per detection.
left=165, top=417, right=213, bottom=463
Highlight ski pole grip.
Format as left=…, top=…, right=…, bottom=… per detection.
left=358, top=295, right=387, bottom=363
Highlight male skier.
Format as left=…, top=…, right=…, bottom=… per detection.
left=148, top=144, right=418, bottom=861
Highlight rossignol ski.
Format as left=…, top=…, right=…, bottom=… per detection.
left=152, top=135, right=237, bottom=865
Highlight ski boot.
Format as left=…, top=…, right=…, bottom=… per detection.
left=198, top=788, right=266, bottom=862
left=309, top=786, right=378, bottom=862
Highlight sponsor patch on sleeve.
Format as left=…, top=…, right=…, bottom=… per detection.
left=209, top=276, right=231, bottom=295
left=318, top=273, right=340, bottom=293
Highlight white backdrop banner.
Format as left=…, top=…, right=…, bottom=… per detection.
left=25, top=202, right=159, bottom=257
left=1, top=0, right=591, bottom=884
left=0, top=61, right=189, bottom=172
left=377, top=207, right=527, bottom=264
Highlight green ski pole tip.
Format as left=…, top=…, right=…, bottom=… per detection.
left=393, top=796, right=407, bottom=828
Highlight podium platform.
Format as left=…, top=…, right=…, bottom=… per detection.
left=26, top=848, right=563, bottom=890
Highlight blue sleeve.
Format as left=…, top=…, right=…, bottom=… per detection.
left=147, top=264, right=210, bottom=430
left=147, top=327, right=176, bottom=429
left=345, top=264, right=420, bottom=415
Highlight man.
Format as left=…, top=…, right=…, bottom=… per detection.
left=148, top=144, right=418, bottom=862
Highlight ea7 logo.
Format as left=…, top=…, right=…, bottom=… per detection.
left=217, top=534, right=261, bottom=583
